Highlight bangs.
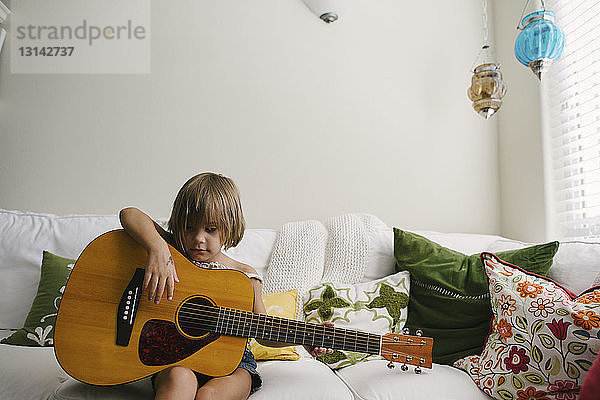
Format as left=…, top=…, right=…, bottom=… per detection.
left=183, top=190, right=226, bottom=231
left=168, top=173, right=245, bottom=252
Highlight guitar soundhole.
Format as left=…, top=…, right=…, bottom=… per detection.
left=177, top=296, right=218, bottom=338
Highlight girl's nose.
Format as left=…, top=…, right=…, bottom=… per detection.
left=192, top=230, right=206, bottom=243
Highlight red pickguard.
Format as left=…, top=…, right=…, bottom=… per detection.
left=139, top=319, right=219, bottom=366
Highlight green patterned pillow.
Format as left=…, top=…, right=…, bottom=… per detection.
left=393, top=228, right=559, bottom=365
left=303, top=271, right=410, bottom=369
left=1, top=251, right=75, bottom=346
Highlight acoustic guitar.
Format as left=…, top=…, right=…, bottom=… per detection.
left=54, top=230, right=433, bottom=386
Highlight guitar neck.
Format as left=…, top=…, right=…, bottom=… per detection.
left=212, top=307, right=382, bottom=356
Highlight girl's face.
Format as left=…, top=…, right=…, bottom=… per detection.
left=183, top=222, right=223, bottom=263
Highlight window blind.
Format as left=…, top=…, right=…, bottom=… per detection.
left=543, top=0, right=600, bottom=239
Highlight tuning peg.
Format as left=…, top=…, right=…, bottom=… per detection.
left=400, top=364, right=409, bottom=371
left=403, top=327, right=410, bottom=335
left=387, top=361, right=395, bottom=369
left=415, top=329, right=423, bottom=337
left=415, top=366, right=422, bottom=374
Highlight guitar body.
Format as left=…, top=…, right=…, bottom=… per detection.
left=54, top=230, right=254, bottom=386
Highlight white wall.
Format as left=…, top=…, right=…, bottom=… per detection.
left=493, top=1, right=547, bottom=242
left=0, top=0, right=501, bottom=233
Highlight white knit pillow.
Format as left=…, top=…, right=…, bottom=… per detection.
left=322, top=213, right=387, bottom=284
left=263, top=220, right=328, bottom=320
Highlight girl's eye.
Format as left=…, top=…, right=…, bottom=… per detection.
left=206, top=227, right=217, bottom=233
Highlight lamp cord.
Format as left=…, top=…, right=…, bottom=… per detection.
left=483, top=0, right=489, bottom=46
left=471, top=0, right=491, bottom=72
left=518, top=0, right=547, bottom=30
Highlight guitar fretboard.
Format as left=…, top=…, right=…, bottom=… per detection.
left=187, top=305, right=382, bottom=355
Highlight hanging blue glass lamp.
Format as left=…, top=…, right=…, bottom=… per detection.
left=514, top=0, right=565, bottom=80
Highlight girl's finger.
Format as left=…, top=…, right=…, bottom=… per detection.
left=173, top=266, right=179, bottom=283
left=155, top=276, right=167, bottom=303
left=142, top=271, right=152, bottom=292
left=148, top=275, right=159, bottom=300
left=166, top=275, right=175, bottom=300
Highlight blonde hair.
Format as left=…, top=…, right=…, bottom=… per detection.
left=168, top=173, right=245, bottom=252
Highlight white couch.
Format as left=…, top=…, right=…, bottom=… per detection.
left=2, top=209, right=599, bottom=400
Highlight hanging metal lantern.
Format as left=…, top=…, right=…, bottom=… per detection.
left=468, top=56, right=507, bottom=119
left=514, top=7, right=565, bottom=80
left=467, top=0, right=507, bottom=119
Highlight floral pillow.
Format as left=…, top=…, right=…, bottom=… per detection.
left=303, top=271, right=410, bottom=369
left=454, top=252, right=600, bottom=400
left=1, top=251, right=75, bottom=346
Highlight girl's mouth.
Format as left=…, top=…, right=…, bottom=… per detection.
left=189, top=249, right=207, bottom=253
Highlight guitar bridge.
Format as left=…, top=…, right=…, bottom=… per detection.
left=116, top=268, right=144, bottom=346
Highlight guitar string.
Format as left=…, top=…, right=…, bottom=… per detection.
left=164, top=302, right=421, bottom=360
left=156, top=301, right=397, bottom=347
left=380, top=349, right=428, bottom=365
left=103, top=295, right=425, bottom=362
left=177, top=307, right=381, bottom=351
left=134, top=297, right=383, bottom=346
left=119, top=297, right=427, bottom=350
left=163, top=303, right=424, bottom=361
left=155, top=303, right=427, bottom=351
left=150, top=300, right=378, bottom=345
left=174, top=307, right=427, bottom=359
left=175, top=308, right=422, bottom=347
left=112, top=297, right=428, bottom=352
left=166, top=300, right=423, bottom=360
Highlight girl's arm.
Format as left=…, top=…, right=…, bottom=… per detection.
left=249, top=276, right=289, bottom=348
left=119, top=207, right=179, bottom=303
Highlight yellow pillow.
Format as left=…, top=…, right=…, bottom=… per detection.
left=248, top=290, right=300, bottom=361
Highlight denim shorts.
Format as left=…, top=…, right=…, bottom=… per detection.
left=236, top=346, right=262, bottom=394
left=152, top=346, right=262, bottom=394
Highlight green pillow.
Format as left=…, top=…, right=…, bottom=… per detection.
left=393, top=228, right=559, bottom=365
left=1, top=251, right=75, bottom=346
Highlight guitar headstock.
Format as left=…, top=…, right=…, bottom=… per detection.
left=381, top=330, right=433, bottom=371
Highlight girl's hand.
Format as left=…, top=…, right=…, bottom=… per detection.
left=143, top=241, right=179, bottom=303
left=304, top=321, right=335, bottom=357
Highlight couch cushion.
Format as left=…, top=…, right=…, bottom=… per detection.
left=0, top=209, right=278, bottom=329
left=362, top=229, right=507, bottom=283
left=51, top=359, right=353, bottom=400
left=0, top=343, right=69, bottom=400
left=252, top=359, right=353, bottom=400
left=2, top=251, right=74, bottom=346
left=0, top=210, right=124, bottom=329
left=223, top=229, right=277, bottom=278
left=50, top=378, right=153, bottom=400
left=0, top=329, right=13, bottom=340
left=335, top=360, right=493, bottom=400
left=393, top=228, right=559, bottom=365
left=454, top=252, right=600, bottom=400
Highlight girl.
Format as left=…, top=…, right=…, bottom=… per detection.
left=120, top=173, right=330, bottom=400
